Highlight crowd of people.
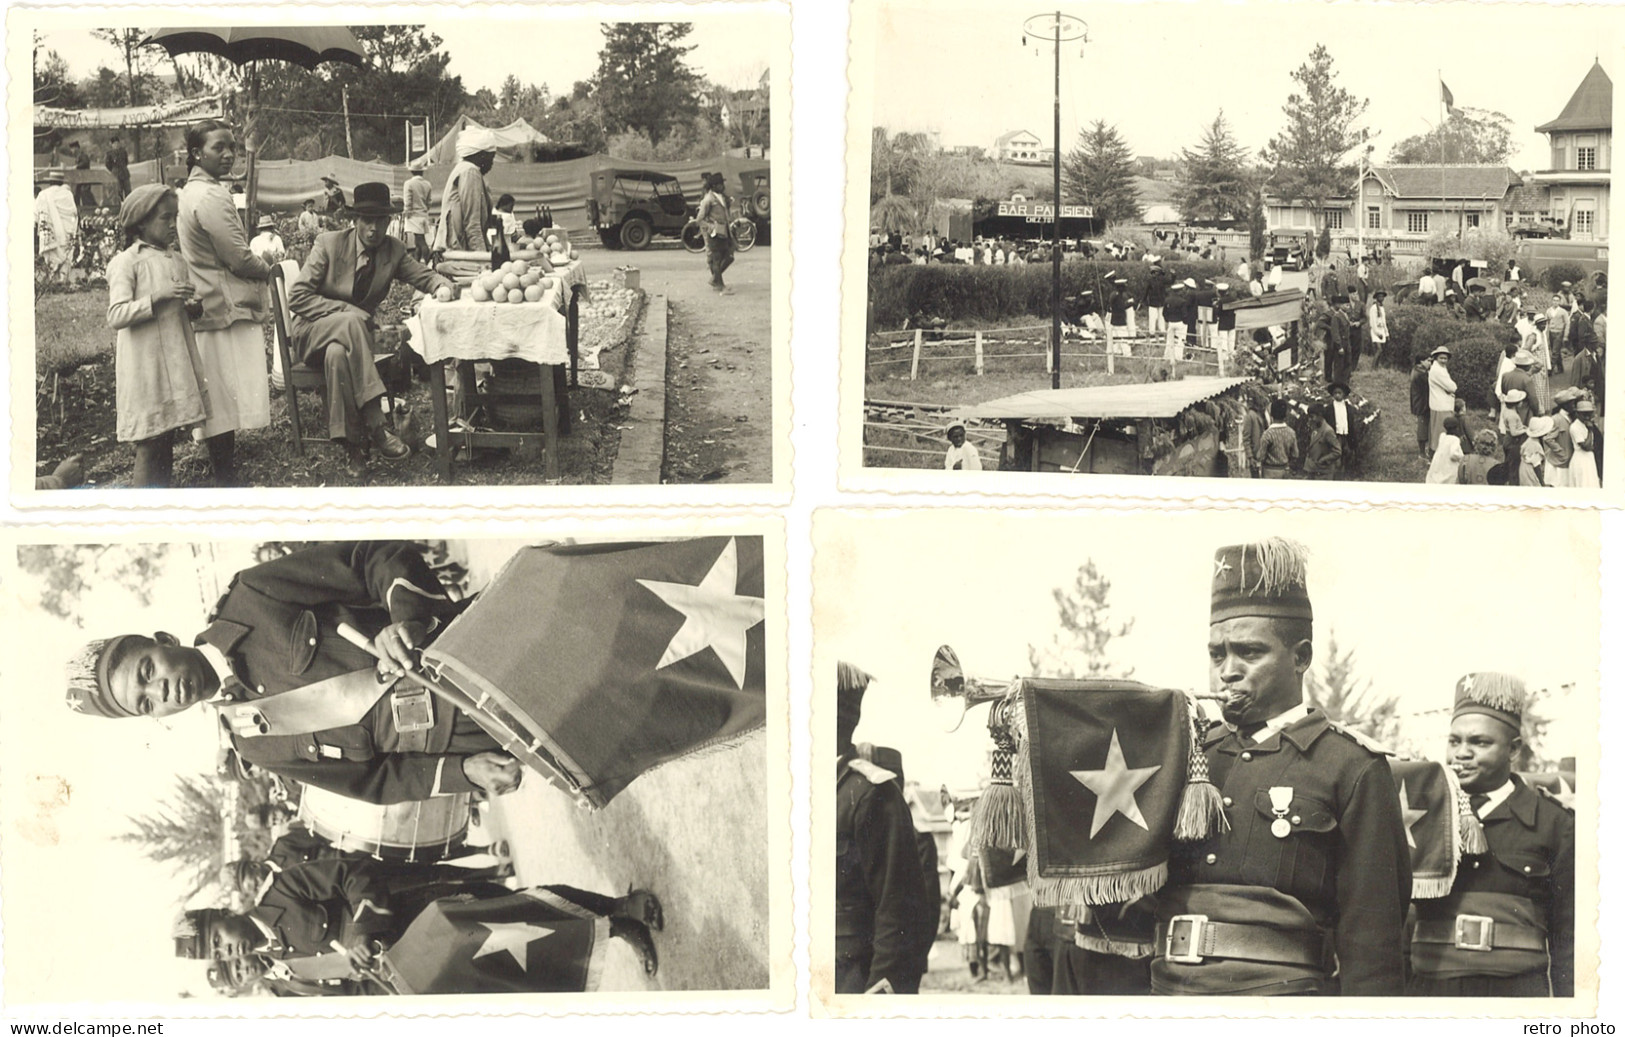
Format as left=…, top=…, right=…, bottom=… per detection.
left=836, top=538, right=1573, bottom=999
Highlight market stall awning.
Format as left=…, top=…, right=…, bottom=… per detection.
left=969, top=377, right=1255, bottom=420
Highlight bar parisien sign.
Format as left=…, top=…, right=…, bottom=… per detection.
left=997, top=201, right=1096, bottom=222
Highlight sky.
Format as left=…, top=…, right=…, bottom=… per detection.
left=817, top=509, right=1599, bottom=799
left=35, top=12, right=772, bottom=106
left=868, top=0, right=1622, bottom=175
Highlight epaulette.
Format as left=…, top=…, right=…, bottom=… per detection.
left=1326, top=720, right=1395, bottom=756
left=848, top=758, right=898, bottom=785
left=1532, top=780, right=1576, bottom=814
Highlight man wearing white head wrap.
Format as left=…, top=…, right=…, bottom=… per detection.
left=436, top=128, right=497, bottom=252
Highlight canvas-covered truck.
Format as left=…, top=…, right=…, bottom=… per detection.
left=587, top=169, right=692, bottom=250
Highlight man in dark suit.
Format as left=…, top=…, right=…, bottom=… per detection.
left=288, top=182, right=453, bottom=471
left=1406, top=673, right=1574, bottom=997
left=64, top=541, right=522, bottom=804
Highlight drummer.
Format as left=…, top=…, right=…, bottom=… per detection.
left=64, top=541, right=523, bottom=804
left=177, top=854, right=664, bottom=979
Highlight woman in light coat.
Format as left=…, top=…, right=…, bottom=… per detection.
left=176, top=119, right=271, bottom=485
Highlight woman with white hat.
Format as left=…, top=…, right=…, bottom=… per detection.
left=1425, top=345, right=1458, bottom=452
left=33, top=168, right=79, bottom=281
left=402, top=155, right=433, bottom=261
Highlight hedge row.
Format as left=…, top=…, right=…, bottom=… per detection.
left=1366, top=302, right=1518, bottom=410
left=870, top=260, right=1230, bottom=327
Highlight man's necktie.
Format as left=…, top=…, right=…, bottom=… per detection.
left=352, top=251, right=375, bottom=305
left=1469, top=793, right=1491, bottom=816
left=1237, top=722, right=1267, bottom=744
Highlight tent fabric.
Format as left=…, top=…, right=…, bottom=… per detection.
left=150, top=153, right=768, bottom=237
left=970, top=377, right=1255, bottom=420
left=421, top=115, right=551, bottom=167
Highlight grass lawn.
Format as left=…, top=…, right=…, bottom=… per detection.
left=32, top=283, right=642, bottom=489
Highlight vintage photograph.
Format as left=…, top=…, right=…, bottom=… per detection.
left=3, top=529, right=786, bottom=1005
left=845, top=0, right=1614, bottom=493
left=18, top=7, right=787, bottom=494
left=813, top=509, right=1597, bottom=1012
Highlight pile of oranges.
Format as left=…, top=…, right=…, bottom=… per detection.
left=467, top=260, right=558, bottom=304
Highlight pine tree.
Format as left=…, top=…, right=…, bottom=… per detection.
left=594, top=23, right=702, bottom=147
left=1261, top=45, right=1369, bottom=230
left=1061, top=120, right=1141, bottom=227
left=1173, top=111, right=1253, bottom=223
left=116, top=774, right=228, bottom=903
left=1247, top=186, right=1268, bottom=263
left=1027, top=560, right=1135, bottom=679
left=1303, top=629, right=1403, bottom=751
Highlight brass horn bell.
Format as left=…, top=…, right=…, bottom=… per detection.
left=930, top=644, right=1012, bottom=733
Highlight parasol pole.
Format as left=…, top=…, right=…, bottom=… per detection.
left=245, top=61, right=260, bottom=232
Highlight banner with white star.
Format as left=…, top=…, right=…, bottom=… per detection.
left=1019, top=678, right=1191, bottom=906
left=377, top=888, right=608, bottom=994
left=1390, top=759, right=1466, bottom=898
left=423, top=537, right=767, bottom=808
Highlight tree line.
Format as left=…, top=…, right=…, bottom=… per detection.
left=873, top=44, right=1516, bottom=241
left=33, top=23, right=769, bottom=164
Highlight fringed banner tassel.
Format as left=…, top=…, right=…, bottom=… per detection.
left=1409, top=874, right=1458, bottom=899
left=967, top=747, right=1026, bottom=852
left=1175, top=705, right=1230, bottom=841
left=1032, top=862, right=1169, bottom=908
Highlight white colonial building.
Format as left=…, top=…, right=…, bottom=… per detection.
left=1528, top=61, right=1610, bottom=241
left=993, top=129, right=1052, bottom=166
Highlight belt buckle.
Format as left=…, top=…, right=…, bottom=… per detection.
left=390, top=686, right=434, bottom=733
left=1164, top=913, right=1209, bottom=965
left=1454, top=914, right=1496, bottom=951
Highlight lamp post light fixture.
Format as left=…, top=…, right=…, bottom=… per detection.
left=1024, top=12, right=1087, bottom=389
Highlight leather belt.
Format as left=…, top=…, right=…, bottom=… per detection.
left=1157, top=914, right=1329, bottom=967
left=1413, top=916, right=1547, bottom=953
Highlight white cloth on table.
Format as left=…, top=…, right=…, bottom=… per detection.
left=416, top=292, right=569, bottom=365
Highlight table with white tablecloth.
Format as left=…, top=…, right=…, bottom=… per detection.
left=407, top=258, right=587, bottom=481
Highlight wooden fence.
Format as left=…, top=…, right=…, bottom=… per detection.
left=867, top=324, right=1230, bottom=380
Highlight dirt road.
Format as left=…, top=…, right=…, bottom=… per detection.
left=600, top=243, right=775, bottom=483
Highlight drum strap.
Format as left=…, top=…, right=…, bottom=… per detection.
left=215, top=669, right=401, bottom=740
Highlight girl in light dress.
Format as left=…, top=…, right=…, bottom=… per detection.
left=107, top=185, right=208, bottom=487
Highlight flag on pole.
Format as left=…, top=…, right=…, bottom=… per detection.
left=1017, top=678, right=1192, bottom=905
left=423, top=537, right=768, bottom=807
left=377, top=888, right=609, bottom=994
left=1441, top=80, right=1456, bottom=116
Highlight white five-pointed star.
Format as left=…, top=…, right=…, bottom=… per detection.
left=471, top=920, right=556, bottom=970
left=636, top=538, right=765, bottom=689
left=67, top=694, right=84, bottom=712
left=1070, top=728, right=1163, bottom=838
left=1398, top=780, right=1428, bottom=850
left=1214, top=556, right=1233, bottom=579
left=1460, top=673, right=1476, bottom=694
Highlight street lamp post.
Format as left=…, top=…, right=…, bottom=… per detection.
left=1025, top=12, right=1086, bottom=390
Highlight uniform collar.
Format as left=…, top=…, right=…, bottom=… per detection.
left=247, top=909, right=282, bottom=953
left=1487, top=776, right=1540, bottom=827
left=1206, top=704, right=1328, bottom=753
left=198, top=618, right=250, bottom=657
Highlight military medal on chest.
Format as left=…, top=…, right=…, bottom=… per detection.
left=1269, top=785, right=1294, bottom=838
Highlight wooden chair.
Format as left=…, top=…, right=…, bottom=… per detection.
left=269, top=259, right=398, bottom=456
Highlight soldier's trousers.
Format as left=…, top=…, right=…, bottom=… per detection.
left=1408, top=970, right=1551, bottom=997
left=1051, top=945, right=1153, bottom=995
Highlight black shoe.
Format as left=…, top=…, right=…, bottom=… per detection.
left=372, top=425, right=411, bottom=462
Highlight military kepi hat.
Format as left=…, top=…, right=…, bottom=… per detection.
left=173, top=908, right=227, bottom=959
left=1452, top=672, right=1527, bottom=733
left=1210, top=537, right=1313, bottom=624
left=64, top=636, right=139, bottom=718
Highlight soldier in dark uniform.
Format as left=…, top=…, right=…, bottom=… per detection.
left=1152, top=538, right=1412, bottom=995
left=1409, top=673, right=1574, bottom=997
left=835, top=663, right=935, bottom=994
left=178, top=854, right=661, bottom=978
left=64, top=542, right=522, bottom=804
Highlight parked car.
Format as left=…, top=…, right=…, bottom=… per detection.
left=587, top=169, right=691, bottom=250
left=735, top=166, right=770, bottom=245
left=1517, top=238, right=1609, bottom=277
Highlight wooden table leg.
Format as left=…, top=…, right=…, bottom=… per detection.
left=541, top=362, right=560, bottom=481
left=429, top=360, right=452, bottom=484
